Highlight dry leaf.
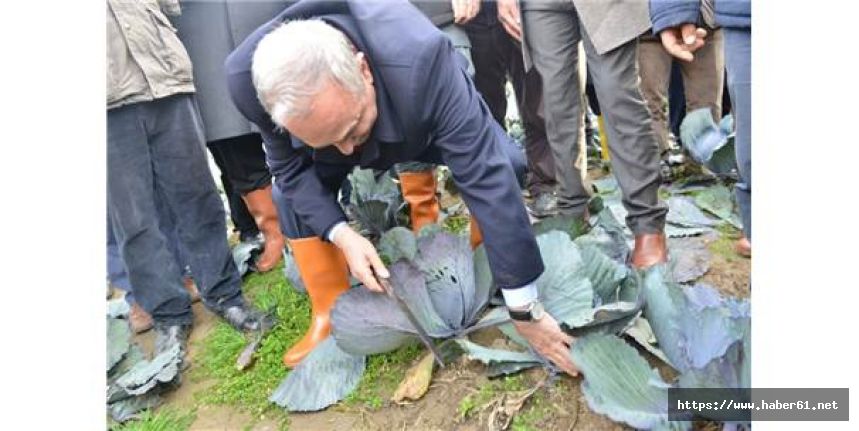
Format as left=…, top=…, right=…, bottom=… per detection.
left=391, top=351, right=435, bottom=404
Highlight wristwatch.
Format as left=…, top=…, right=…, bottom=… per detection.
left=508, top=300, right=546, bottom=322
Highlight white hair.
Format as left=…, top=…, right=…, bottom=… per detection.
left=252, top=19, right=364, bottom=124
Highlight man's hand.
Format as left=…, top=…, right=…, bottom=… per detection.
left=452, top=0, right=481, bottom=24
left=659, top=23, right=708, bottom=62
left=332, top=225, right=389, bottom=292
left=511, top=313, right=580, bottom=376
left=497, top=0, right=522, bottom=42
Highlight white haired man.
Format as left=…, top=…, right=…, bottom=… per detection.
left=226, top=0, right=578, bottom=375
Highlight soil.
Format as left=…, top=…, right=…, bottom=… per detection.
left=126, top=171, right=751, bottom=431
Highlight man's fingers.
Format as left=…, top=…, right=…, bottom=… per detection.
left=498, top=1, right=522, bottom=42
left=500, top=17, right=522, bottom=42
left=548, top=348, right=579, bottom=377
left=369, top=252, right=389, bottom=280
left=361, top=268, right=383, bottom=292
left=680, top=23, right=699, bottom=45
left=660, top=30, right=694, bottom=62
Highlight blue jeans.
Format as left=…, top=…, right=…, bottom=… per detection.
left=724, top=28, right=751, bottom=240
left=107, top=94, right=244, bottom=325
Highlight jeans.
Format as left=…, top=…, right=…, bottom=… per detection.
left=107, top=94, right=244, bottom=325
left=724, top=28, right=751, bottom=240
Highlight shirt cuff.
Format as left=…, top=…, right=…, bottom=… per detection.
left=501, top=283, right=539, bottom=309
left=326, top=221, right=348, bottom=243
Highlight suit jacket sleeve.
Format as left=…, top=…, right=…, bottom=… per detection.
left=413, top=35, right=544, bottom=289
left=226, top=69, right=347, bottom=238
left=650, top=0, right=701, bottom=34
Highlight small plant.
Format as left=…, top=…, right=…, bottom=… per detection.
left=109, top=407, right=195, bottom=431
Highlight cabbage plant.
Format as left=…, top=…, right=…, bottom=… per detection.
left=270, top=217, right=646, bottom=412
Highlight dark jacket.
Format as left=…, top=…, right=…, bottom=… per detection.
left=225, top=0, right=543, bottom=289
left=650, top=0, right=750, bottom=34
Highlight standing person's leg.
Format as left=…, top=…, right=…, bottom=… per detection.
left=107, top=103, right=194, bottom=330
left=723, top=28, right=752, bottom=250
left=679, top=28, right=725, bottom=123
left=509, top=36, right=557, bottom=214
left=211, top=133, right=285, bottom=272
left=467, top=19, right=556, bottom=213
left=208, top=142, right=260, bottom=242
left=580, top=31, right=668, bottom=267
left=636, top=34, right=674, bottom=154
left=466, top=21, right=509, bottom=126
left=271, top=165, right=352, bottom=368
left=146, top=95, right=253, bottom=322
left=521, top=3, right=590, bottom=217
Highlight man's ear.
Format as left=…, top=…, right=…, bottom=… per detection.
left=356, top=52, right=373, bottom=84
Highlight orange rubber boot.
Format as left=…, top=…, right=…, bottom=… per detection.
left=282, top=237, right=350, bottom=367
left=469, top=215, right=483, bottom=249
left=399, top=170, right=440, bottom=233
left=243, top=184, right=285, bottom=272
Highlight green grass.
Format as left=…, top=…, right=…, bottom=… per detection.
left=193, top=261, right=426, bottom=422
left=510, top=390, right=551, bottom=431
left=110, top=407, right=196, bottom=431
left=191, top=264, right=309, bottom=425
left=341, top=342, right=424, bottom=410
left=708, top=223, right=743, bottom=262
left=442, top=214, right=470, bottom=235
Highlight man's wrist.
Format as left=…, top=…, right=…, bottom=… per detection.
left=327, top=221, right=349, bottom=245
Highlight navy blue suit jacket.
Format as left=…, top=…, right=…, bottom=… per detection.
left=225, top=0, right=542, bottom=289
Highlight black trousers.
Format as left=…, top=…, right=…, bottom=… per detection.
left=465, top=18, right=556, bottom=196
left=207, top=133, right=272, bottom=240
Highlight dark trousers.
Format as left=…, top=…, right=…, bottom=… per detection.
left=107, top=94, right=244, bottom=325
left=207, top=133, right=271, bottom=241
left=466, top=20, right=555, bottom=196
left=522, top=3, right=667, bottom=233
left=724, top=28, right=751, bottom=240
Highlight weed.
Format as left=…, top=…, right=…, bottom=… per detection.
left=341, top=342, right=424, bottom=410
left=709, top=223, right=742, bottom=262
left=109, top=407, right=195, bottom=431
left=442, top=214, right=470, bottom=235
left=458, top=374, right=528, bottom=419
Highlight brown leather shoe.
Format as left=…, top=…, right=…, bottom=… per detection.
left=243, top=184, right=285, bottom=273
left=735, top=236, right=751, bottom=258
left=631, top=233, right=668, bottom=269
left=129, top=302, right=154, bottom=334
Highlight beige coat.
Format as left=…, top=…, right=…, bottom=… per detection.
left=106, top=0, right=195, bottom=109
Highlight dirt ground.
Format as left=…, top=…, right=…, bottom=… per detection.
left=128, top=235, right=750, bottom=431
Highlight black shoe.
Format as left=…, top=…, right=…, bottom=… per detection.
left=216, top=304, right=275, bottom=333
left=154, top=323, right=191, bottom=358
